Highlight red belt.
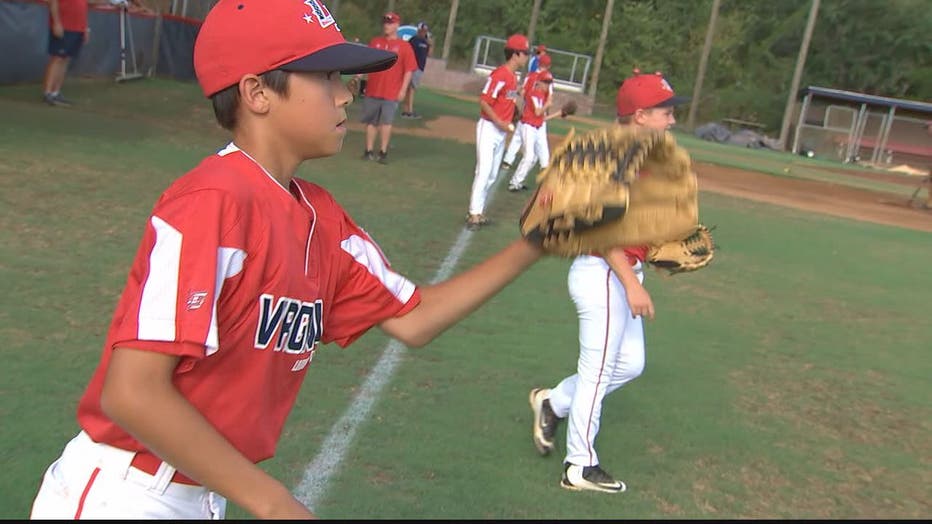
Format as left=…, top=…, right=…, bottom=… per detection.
left=130, top=453, right=200, bottom=486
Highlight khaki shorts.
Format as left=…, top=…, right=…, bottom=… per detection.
left=360, top=97, right=399, bottom=126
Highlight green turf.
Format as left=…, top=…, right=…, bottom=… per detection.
left=1, top=78, right=929, bottom=519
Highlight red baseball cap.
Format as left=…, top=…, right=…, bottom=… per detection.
left=505, top=34, right=529, bottom=52
left=382, top=12, right=401, bottom=24
left=538, top=54, right=551, bottom=67
left=536, top=44, right=547, bottom=53
left=537, top=71, right=554, bottom=83
left=194, top=0, right=398, bottom=97
left=616, top=69, right=690, bottom=117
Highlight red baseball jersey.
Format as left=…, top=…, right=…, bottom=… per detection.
left=520, top=83, right=549, bottom=128
left=77, top=144, right=421, bottom=464
left=364, top=36, right=417, bottom=101
left=522, top=70, right=553, bottom=96
left=520, top=71, right=538, bottom=92
left=479, top=65, right=519, bottom=124
left=623, top=168, right=651, bottom=265
left=50, top=0, right=89, bottom=32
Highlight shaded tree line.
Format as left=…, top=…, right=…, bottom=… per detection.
left=334, top=0, right=929, bottom=129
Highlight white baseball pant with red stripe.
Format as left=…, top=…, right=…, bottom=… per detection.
left=509, top=121, right=550, bottom=189
left=30, top=431, right=225, bottom=519
left=468, top=118, right=507, bottom=216
left=547, top=255, right=646, bottom=467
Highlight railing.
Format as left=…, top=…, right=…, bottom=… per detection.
left=471, top=35, right=590, bottom=94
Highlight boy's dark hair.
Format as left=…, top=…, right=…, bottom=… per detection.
left=211, top=70, right=291, bottom=130
left=504, top=48, right=525, bottom=60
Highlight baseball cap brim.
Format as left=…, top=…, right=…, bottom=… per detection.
left=654, top=95, right=691, bottom=108
left=281, top=42, right=398, bottom=75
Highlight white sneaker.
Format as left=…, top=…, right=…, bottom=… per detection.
left=529, top=388, right=558, bottom=455
left=561, top=463, right=626, bottom=493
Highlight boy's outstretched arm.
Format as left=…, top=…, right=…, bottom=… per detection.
left=380, top=238, right=543, bottom=347
left=101, top=348, right=316, bottom=519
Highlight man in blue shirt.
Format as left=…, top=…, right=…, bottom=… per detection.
left=527, top=44, right=547, bottom=73
left=402, top=21, right=432, bottom=119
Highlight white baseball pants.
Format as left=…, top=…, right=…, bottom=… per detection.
left=509, top=122, right=549, bottom=189
left=468, top=118, right=507, bottom=216
left=30, top=431, right=226, bottom=519
left=548, top=255, right=646, bottom=468
left=502, top=122, right=524, bottom=165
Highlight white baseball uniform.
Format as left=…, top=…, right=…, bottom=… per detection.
left=468, top=65, right=519, bottom=217
left=546, top=254, right=647, bottom=468
left=508, top=84, right=551, bottom=190
left=503, top=71, right=552, bottom=167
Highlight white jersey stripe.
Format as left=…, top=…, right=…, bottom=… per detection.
left=340, top=234, right=416, bottom=304
left=138, top=216, right=182, bottom=341
left=205, top=247, right=247, bottom=355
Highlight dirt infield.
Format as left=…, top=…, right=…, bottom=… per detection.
left=352, top=115, right=932, bottom=233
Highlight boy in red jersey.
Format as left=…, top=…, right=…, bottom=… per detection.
left=501, top=52, right=552, bottom=171
left=359, top=11, right=418, bottom=164
left=465, top=33, right=530, bottom=230
left=30, top=0, right=544, bottom=519
left=528, top=69, right=690, bottom=494
left=507, top=70, right=553, bottom=192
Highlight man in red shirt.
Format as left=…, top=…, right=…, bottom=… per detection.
left=465, top=33, right=529, bottom=230
left=359, top=11, right=417, bottom=164
left=43, top=0, right=90, bottom=107
left=29, top=0, right=546, bottom=518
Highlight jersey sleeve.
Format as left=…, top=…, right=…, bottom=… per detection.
left=108, top=189, right=245, bottom=360
left=325, top=210, right=421, bottom=347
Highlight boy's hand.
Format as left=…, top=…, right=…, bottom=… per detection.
left=625, top=281, right=654, bottom=320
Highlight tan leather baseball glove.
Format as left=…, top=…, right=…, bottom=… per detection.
left=520, top=125, right=713, bottom=268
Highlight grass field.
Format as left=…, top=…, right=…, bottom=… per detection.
left=1, top=78, right=930, bottom=519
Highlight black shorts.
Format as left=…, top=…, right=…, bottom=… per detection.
left=48, top=30, right=85, bottom=58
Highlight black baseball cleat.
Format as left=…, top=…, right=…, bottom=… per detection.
left=508, top=184, right=528, bottom=192
left=361, top=150, right=375, bottom=161
left=529, top=388, right=559, bottom=455
left=561, top=463, right=626, bottom=493
left=501, top=161, right=513, bottom=170
left=377, top=150, right=389, bottom=164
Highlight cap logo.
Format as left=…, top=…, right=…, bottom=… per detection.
left=303, top=0, right=335, bottom=28
left=660, top=78, right=673, bottom=93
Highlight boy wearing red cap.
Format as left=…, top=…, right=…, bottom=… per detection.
left=29, top=1, right=545, bottom=518
left=507, top=71, right=553, bottom=193
left=528, top=69, right=689, bottom=494
left=359, top=11, right=418, bottom=164
left=466, top=33, right=530, bottom=230
left=502, top=52, right=551, bottom=173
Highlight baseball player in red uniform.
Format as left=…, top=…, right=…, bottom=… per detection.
left=29, top=1, right=545, bottom=519
left=465, top=33, right=530, bottom=230
left=528, top=69, right=690, bottom=494
left=502, top=52, right=551, bottom=171
left=359, top=11, right=418, bottom=164
left=507, top=70, right=553, bottom=192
